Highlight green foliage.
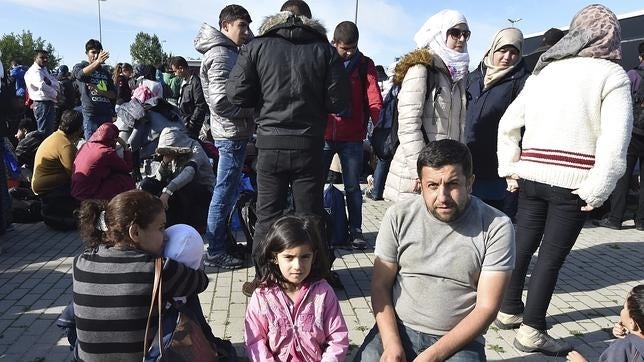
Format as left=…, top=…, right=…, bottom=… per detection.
left=0, top=30, right=59, bottom=70
left=129, top=32, right=168, bottom=66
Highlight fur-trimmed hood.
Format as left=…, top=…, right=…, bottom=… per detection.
left=392, top=48, right=434, bottom=85
left=258, top=11, right=327, bottom=41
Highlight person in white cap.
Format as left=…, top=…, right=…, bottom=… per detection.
left=384, top=9, right=470, bottom=202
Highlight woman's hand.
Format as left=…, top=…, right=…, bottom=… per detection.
left=506, top=174, right=520, bottom=192
left=571, top=190, right=595, bottom=212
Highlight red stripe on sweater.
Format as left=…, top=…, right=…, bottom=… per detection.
left=523, top=148, right=595, bottom=159
left=521, top=152, right=595, bottom=166
left=520, top=158, right=594, bottom=170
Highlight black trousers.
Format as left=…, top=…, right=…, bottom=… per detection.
left=252, top=148, right=325, bottom=273
left=607, top=133, right=644, bottom=225
left=500, top=179, right=587, bottom=330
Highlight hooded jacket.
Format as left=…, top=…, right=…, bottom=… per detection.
left=465, top=60, right=529, bottom=180
left=384, top=48, right=467, bottom=202
left=71, top=123, right=134, bottom=200
left=245, top=279, right=348, bottom=361
left=195, top=23, right=254, bottom=140
left=155, top=127, right=215, bottom=193
left=226, top=12, right=350, bottom=150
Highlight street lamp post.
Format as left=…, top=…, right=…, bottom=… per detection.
left=98, top=0, right=107, bottom=43
left=354, top=0, right=359, bottom=25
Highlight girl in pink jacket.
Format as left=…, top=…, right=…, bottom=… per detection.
left=244, top=216, right=349, bottom=361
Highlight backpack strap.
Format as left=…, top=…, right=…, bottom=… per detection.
left=143, top=258, right=163, bottom=359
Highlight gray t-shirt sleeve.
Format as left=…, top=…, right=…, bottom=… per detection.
left=374, top=206, right=399, bottom=263
left=482, top=216, right=515, bottom=271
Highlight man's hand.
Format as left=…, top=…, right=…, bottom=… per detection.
left=381, top=344, right=406, bottom=362
left=612, top=321, right=627, bottom=339
left=95, top=51, right=110, bottom=65
left=413, top=346, right=441, bottom=362
left=159, top=192, right=170, bottom=210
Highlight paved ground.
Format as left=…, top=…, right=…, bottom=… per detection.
left=0, top=196, right=642, bottom=361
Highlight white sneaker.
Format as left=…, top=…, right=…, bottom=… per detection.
left=494, top=311, right=523, bottom=329
left=513, top=324, right=573, bottom=356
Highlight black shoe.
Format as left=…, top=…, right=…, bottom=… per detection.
left=592, top=218, right=622, bottom=230
left=204, top=252, right=244, bottom=269
left=365, top=190, right=383, bottom=201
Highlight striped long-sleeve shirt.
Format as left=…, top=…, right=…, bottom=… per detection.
left=73, top=245, right=209, bottom=362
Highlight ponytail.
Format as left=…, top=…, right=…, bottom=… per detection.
left=78, top=199, right=109, bottom=248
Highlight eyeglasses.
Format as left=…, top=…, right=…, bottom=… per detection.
left=447, top=28, right=471, bottom=41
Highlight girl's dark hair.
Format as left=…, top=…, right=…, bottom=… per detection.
left=627, top=285, right=644, bottom=331
left=258, top=215, right=329, bottom=287
left=78, top=190, right=163, bottom=249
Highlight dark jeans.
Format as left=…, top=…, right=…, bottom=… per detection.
left=607, top=133, right=643, bottom=225
left=33, top=100, right=56, bottom=135
left=500, top=179, right=587, bottom=330
left=354, top=323, right=486, bottom=361
left=140, top=178, right=212, bottom=232
left=372, top=158, right=391, bottom=199
left=82, top=111, right=113, bottom=140
left=252, top=148, right=324, bottom=274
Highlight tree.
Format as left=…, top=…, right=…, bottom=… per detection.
left=0, top=30, right=59, bottom=70
left=129, top=32, right=168, bottom=66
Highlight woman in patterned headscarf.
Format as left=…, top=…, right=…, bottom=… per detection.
left=496, top=4, right=633, bottom=356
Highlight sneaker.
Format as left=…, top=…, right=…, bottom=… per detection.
left=365, top=190, right=383, bottom=201
left=513, top=324, right=573, bottom=356
left=351, top=234, right=368, bottom=250
left=592, top=218, right=622, bottom=230
left=204, top=252, right=244, bottom=269
left=242, top=278, right=260, bottom=297
left=494, top=311, right=523, bottom=330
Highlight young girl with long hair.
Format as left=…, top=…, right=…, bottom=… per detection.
left=244, top=215, right=348, bottom=361
left=73, top=190, right=208, bottom=361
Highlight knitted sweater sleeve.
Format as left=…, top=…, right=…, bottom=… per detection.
left=573, top=71, right=633, bottom=207
left=496, top=77, right=529, bottom=177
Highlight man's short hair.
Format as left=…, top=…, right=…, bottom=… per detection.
left=33, top=49, right=48, bottom=58
left=280, top=0, right=312, bottom=18
left=169, top=56, right=188, bottom=69
left=18, top=118, right=36, bottom=132
left=219, top=4, right=252, bottom=28
left=85, top=39, right=103, bottom=53
left=58, top=110, right=83, bottom=136
left=417, top=139, right=473, bottom=179
left=333, top=21, right=359, bottom=44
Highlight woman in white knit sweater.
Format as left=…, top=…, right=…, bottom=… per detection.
left=495, top=4, right=633, bottom=356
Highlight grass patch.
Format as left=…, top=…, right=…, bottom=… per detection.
left=569, top=330, right=583, bottom=337
left=487, top=344, right=505, bottom=353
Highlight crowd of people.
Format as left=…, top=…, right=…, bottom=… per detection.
left=0, top=0, right=643, bottom=361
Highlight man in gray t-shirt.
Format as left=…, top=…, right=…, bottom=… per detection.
left=355, top=140, right=515, bottom=361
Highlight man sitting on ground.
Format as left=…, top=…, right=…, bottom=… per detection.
left=354, top=139, right=515, bottom=361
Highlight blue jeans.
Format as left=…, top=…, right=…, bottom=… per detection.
left=323, top=141, right=363, bottom=236
left=372, top=158, right=391, bottom=199
left=354, top=323, right=486, bottom=361
left=82, top=112, right=112, bottom=140
left=33, top=100, right=56, bottom=135
left=205, top=139, right=248, bottom=255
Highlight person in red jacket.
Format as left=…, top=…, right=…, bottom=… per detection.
left=325, top=21, right=383, bottom=249
left=71, top=122, right=134, bottom=201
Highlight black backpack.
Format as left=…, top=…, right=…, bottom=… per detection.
left=369, top=66, right=435, bottom=160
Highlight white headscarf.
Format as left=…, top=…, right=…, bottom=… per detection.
left=414, top=9, right=470, bottom=82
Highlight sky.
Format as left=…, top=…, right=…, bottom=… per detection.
left=1, top=0, right=643, bottom=70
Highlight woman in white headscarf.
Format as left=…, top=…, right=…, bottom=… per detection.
left=465, top=28, right=528, bottom=216
left=496, top=4, right=632, bottom=356
left=384, top=9, right=470, bottom=202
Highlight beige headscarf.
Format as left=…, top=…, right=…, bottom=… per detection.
left=534, top=4, right=621, bottom=74
left=483, top=28, right=524, bottom=90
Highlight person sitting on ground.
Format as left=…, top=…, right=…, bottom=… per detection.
left=354, top=139, right=515, bottom=361
left=14, top=117, right=46, bottom=180
left=73, top=190, right=209, bottom=361
left=567, top=285, right=644, bottom=362
left=245, top=215, right=349, bottom=361
left=32, top=109, right=83, bottom=230
left=71, top=122, right=134, bottom=201
left=140, top=127, right=215, bottom=232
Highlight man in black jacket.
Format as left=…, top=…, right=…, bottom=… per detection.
left=169, top=56, right=208, bottom=139
left=226, top=0, right=350, bottom=295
